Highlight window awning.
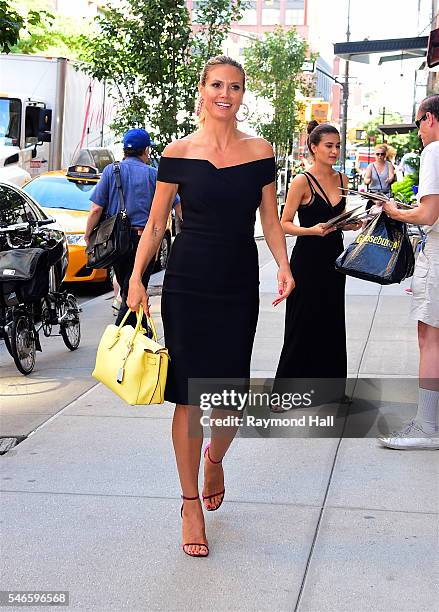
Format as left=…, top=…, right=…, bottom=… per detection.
left=334, top=37, right=429, bottom=64
left=377, top=123, right=417, bottom=135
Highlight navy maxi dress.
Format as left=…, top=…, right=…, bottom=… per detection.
left=274, top=171, right=347, bottom=403
left=157, top=156, right=276, bottom=405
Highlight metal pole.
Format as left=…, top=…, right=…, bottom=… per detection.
left=101, top=79, right=106, bottom=147
left=51, top=58, right=67, bottom=171
left=382, top=106, right=386, bottom=142
left=340, top=0, right=351, bottom=173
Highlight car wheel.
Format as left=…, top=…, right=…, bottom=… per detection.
left=155, top=233, right=171, bottom=272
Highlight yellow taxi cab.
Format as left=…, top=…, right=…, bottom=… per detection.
left=22, top=162, right=173, bottom=284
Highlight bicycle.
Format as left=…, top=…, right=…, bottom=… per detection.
left=0, top=221, right=81, bottom=375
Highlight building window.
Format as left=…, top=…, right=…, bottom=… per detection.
left=192, top=0, right=201, bottom=23
left=240, top=1, right=257, bottom=25
left=285, top=0, right=304, bottom=25
left=261, top=0, right=280, bottom=25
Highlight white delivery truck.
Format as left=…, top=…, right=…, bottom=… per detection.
left=0, top=53, right=115, bottom=186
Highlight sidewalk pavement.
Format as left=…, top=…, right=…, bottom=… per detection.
left=1, top=237, right=438, bottom=612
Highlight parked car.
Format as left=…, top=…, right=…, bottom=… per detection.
left=0, top=181, right=68, bottom=288
left=23, top=163, right=172, bottom=284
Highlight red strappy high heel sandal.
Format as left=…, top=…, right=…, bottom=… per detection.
left=180, top=495, right=209, bottom=558
left=202, top=444, right=225, bottom=512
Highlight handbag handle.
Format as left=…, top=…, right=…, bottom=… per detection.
left=113, top=162, right=127, bottom=217
left=118, top=306, right=158, bottom=342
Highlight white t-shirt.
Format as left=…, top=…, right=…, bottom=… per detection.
left=417, top=140, right=439, bottom=233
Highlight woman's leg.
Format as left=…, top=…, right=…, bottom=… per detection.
left=203, top=408, right=240, bottom=510
left=172, top=404, right=208, bottom=555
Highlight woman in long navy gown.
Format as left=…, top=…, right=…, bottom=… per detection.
left=127, top=56, right=295, bottom=557
left=273, top=122, right=362, bottom=407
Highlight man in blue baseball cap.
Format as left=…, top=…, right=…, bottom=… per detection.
left=85, top=128, right=180, bottom=326
left=122, top=128, right=154, bottom=151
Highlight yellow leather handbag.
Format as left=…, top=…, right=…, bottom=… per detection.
left=92, top=307, right=169, bottom=405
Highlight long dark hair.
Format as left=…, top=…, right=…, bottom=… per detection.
left=307, top=120, right=340, bottom=157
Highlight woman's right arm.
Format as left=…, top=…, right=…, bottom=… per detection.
left=364, top=164, right=372, bottom=185
left=280, top=175, right=335, bottom=237
left=127, top=180, right=178, bottom=315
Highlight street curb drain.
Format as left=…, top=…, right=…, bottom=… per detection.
left=0, top=436, right=26, bottom=455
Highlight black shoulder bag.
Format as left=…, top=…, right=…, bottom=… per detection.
left=86, top=162, right=132, bottom=269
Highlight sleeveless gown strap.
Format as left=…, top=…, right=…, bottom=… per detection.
left=303, top=172, right=333, bottom=208
left=303, top=171, right=345, bottom=209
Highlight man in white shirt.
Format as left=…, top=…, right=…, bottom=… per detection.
left=380, top=94, right=439, bottom=450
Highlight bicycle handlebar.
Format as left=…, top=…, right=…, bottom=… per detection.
left=0, top=222, right=31, bottom=233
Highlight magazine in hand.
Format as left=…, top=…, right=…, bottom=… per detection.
left=338, top=188, right=417, bottom=209
left=322, top=204, right=364, bottom=229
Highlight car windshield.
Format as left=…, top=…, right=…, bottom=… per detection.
left=0, top=98, right=21, bottom=146
left=24, top=177, right=95, bottom=211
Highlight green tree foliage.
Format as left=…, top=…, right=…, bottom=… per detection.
left=243, top=27, right=311, bottom=169
left=0, top=0, right=52, bottom=53
left=194, top=0, right=246, bottom=60
left=6, top=0, right=86, bottom=59
left=363, top=111, right=403, bottom=140
left=80, top=0, right=195, bottom=152
left=81, top=0, right=244, bottom=151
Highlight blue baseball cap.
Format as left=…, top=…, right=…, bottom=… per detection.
left=123, top=128, right=153, bottom=150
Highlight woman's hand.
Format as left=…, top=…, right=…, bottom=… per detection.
left=310, top=223, right=337, bottom=237
left=273, top=263, right=295, bottom=307
left=127, top=277, right=150, bottom=316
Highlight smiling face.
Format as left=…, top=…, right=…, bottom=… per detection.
left=199, top=64, right=245, bottom=123
left=311, top=133, right=341, bottom=165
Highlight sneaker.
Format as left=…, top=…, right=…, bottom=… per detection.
left=378, top=420, right=439, bottom=450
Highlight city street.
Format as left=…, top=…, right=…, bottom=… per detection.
left=1, top=0, right=438, bottom=609
left=1, top=233, right=437, bottom=612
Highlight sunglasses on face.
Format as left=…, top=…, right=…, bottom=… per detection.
left=375, top=152, right=385, bottom=156
left=415, top=113, right=428, bottom=129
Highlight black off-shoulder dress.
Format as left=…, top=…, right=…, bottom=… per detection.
left=157, top=156, right=276, bottom=405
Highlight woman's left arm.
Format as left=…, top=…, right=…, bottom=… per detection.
left=388, top=161, right=396, bottom=183
left=259, top=180, right=295, bottom=305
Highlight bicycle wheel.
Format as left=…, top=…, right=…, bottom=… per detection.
left=59, top=294, right=81, bottom=351
left=40, top=297, right=52, bottom=337
left=10, top=315, right=36, bottom=375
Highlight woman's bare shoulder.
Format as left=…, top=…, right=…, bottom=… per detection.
left=162, top=137, right=196, bottom=158
left=240, top=135, right=274, bottom=158
left=339, top=172, right=349, bottom=187
left=291, top=173, right=309, bottom=188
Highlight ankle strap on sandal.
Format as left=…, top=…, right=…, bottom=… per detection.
left=205, top=445, right=223, bottom=464
left=181, top=494, right=199, bottom=501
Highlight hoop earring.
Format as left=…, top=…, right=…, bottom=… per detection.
left=196, top=97, right=204, bottom=116
left=236, top=103, right=249, bottom=122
